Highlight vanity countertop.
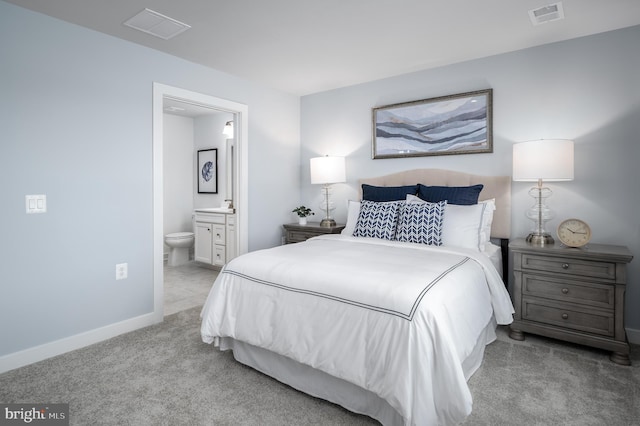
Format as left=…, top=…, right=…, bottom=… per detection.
left=194, top=207, right=235, bottom=214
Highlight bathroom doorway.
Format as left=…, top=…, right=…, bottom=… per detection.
left=152, top=83, right=248, bottom=321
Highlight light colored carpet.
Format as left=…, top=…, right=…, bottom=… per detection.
left=1, top=307, right=638, bottom=425
left=465, top=330, right=639, bottom=425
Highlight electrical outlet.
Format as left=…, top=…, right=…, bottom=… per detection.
left=115, top=263, right=128, bottom=280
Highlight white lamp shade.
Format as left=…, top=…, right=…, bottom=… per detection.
left=222, top=121, right=234, bottom=138
left=310, top=156, right=346, bottom=184
left=513, top=139, right=574, bottom=181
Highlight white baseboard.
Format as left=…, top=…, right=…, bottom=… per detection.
left=627, top=327, right=640, bottom=345
left=0, top=312, right=160, bottom=374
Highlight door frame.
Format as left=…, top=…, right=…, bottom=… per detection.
left=152, top=83, right=249, bottom=322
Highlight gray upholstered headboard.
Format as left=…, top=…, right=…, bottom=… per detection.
left=359, top=168, right=511, bottom=239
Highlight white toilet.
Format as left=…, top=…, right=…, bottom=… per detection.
left=164, top=232, right=195, bottom=266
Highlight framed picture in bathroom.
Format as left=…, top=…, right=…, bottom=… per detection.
left=197, top=149, right=218, bottom=193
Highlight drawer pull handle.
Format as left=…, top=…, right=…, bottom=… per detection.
left=561, top=288, right=569, bottom=294
left=561, top=313, right=569, bottom=320
left=561, top=263, right=570, bottom=270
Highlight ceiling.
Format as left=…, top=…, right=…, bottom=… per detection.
left=6, top=0, right=640, bottom=96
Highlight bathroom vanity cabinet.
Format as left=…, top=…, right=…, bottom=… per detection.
left=194, top=210, right=236, bottom=267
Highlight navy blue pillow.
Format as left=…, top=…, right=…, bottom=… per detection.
left=417, top=184, right=483, bottom=205
left=362, top=184, right=418, bottom=202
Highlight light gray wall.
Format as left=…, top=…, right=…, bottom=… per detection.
left=193, top=113, right=233, bottom=209
left=163, top=114, right=195, bottom=256
left=300, top=25, right=640, bottom=336
left=0, top=1, right=299, bottom=358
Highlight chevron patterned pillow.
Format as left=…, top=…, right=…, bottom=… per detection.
left=353, top=200, right=403, bottom=240
left=395, top=201, right=446, bottom=245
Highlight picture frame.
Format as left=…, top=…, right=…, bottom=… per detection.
left=372, top=89, right=493, bottom=159
left=197, top=148, right=218, bottom=194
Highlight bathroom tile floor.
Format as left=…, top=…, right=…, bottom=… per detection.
left=164, top=261, right=219, bottom=316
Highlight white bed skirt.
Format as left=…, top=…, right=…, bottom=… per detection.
left=216, top=315, right=498, bottom=426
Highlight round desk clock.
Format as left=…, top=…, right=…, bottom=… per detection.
left=557, top=218, right=592, bottom=248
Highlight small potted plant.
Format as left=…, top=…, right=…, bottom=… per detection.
left=292, top=205, right=314, bottom=225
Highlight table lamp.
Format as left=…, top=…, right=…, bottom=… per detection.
left=513, top=139, right=574, bottom=245
left=310, top=156, right=346, bottom=227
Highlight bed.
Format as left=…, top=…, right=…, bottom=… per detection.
left=201, top=169, right=515, bottom=425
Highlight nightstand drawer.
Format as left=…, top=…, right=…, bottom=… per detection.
left=522, top=298, right=614, bottom=337
left=282, top=223, right=346, bottom=244
left=522, top=274, right=614, bottom=310
left=286, top=230, right=314, bottom=243
left=521, top=254, right=616, bottom=280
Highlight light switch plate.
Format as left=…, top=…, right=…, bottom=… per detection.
left=26, top=195, right=46, bottom=214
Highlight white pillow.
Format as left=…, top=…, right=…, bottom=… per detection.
left=406, top=194, right=495, bottom=251
left=478, top=198, right=496, bottom=250
left=342, top=200, right=361, bottom=235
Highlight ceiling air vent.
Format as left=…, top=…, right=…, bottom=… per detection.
left=123, top=8, right=191, bottom=40
left=528, top=2, right=565, bottom=26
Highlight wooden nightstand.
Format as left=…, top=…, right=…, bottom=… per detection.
left=509, top=238, right=634, bottom=365
left=283, top=222, right=345, bottom=244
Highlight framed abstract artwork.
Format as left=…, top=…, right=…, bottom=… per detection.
left=372, top=89, right=493, bottom=159
left=197, top=148, right=218, bottom=194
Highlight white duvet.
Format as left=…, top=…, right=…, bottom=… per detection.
left=201, top=235, right=514, bottom=425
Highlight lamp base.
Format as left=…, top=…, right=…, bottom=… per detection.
left=526, top=232, right=555, bottom=246
left=319, top=218, right=337, bottom=228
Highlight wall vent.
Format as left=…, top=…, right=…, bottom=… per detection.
left=528, top=2, right=565, bottom=26
left=123, top=8, right=191, bottom=40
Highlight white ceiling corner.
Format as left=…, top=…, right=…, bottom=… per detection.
left=5, top=0, right=640, bottom=95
